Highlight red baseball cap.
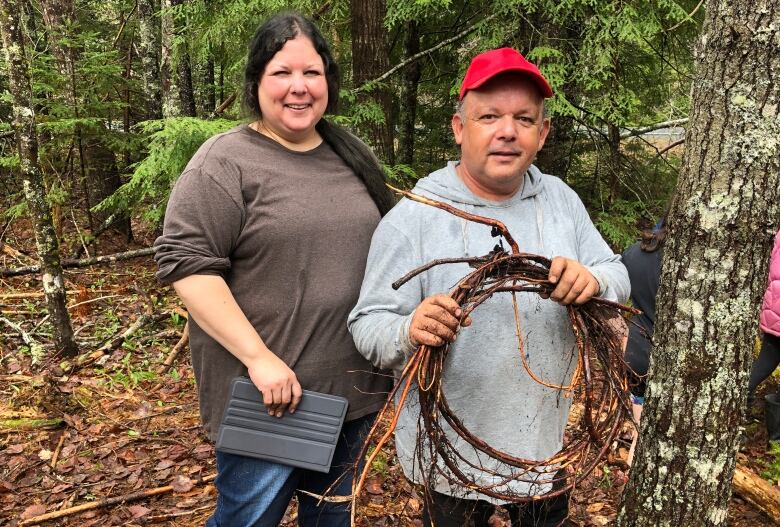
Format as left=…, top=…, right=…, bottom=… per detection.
left=459, top=47, right=553, bottom=100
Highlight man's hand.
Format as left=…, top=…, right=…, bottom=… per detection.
left=409, top=294, right=472, bottom=347
left=247, top=354, right=303, bottom=418
left=547, top=257, right=600, bottom=305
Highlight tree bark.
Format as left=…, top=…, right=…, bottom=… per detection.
left=616, top=2, right=780, bottom=526
left=397, top=20, right=420, bottom=167
left=204, top=53, right=215, bottom=114
left=0, top=0, right=78, bottom=358
left=160, top=0, right=179, bottom=118
left=350, top=0, right=394, bottom=163
left=39, top=0, right=75, bottom=80
left=176, top=49, right=196, bottom=117
left=137, top=0, right=162, bottom=119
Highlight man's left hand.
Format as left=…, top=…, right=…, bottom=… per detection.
left=547, top=257, right=600, bottom=305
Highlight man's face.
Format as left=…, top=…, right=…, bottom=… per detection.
left=452, top=74, right=550, bottom=201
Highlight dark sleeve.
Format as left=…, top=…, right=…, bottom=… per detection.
left=153, top=168, right=245, bottom=284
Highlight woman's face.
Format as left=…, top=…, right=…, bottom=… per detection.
left=257, top=35, right=328, bottom=145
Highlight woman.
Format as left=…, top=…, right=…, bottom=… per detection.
left=154, top=12, right=393, bottom=526
left=748, top=230, right=780, bottom=442
left=622, top=217, right=667, bottom=465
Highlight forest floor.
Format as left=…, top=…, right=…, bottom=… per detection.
left=0, top=224, right=777, bottom=526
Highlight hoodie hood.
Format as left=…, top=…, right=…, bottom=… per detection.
left=413, top=161, right=546, bottom=207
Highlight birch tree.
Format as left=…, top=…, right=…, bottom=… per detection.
left=0, top=0, right=78, bottom=358
left=617, top=1, right=780, bottom=525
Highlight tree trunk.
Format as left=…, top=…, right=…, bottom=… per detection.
left=137, top=0, right=162, bottom=119
left=616, top=2, right=780, bottom=526
left=0, top=0, right=78, bottom=358
left=606, top=122, right=621, bottom=204
left=39, top=0, right=75, bottom=80
left=83, top=139, right=131, bottom=239
left=350, top=0, right=394, bottom=164
left=204, top=53, right=215, bottom=114
left=397, top=20, right=420, bottom=167
left=160, top=0, right=180, bottom=118
left=177, top=49, right=196, bottom=117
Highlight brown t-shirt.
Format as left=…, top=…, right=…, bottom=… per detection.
left=154, top=125, right=390, bottom=440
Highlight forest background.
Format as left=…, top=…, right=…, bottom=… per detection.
left=0, top=0, right=696, bottom=250
left=5, top=0, right=774, bottom=526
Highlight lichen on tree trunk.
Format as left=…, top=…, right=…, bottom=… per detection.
left=617, top=2, right=780, bottom=526
left=0, top=0, right=78, bottom=358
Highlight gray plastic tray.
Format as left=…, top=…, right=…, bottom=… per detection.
left=215, top=377, right=348, bottom=473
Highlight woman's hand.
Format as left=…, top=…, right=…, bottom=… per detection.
left=247, top=354, right=303, bottom=417
left=172, top=274, right=304, bottom=417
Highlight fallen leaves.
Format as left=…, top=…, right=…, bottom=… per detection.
left=365, top=476, right=384, bottom=495
left=20, top=504, right=46, bottom=520
left=127, top=504, right=151, bottom=519
left=171, top=475, right=194, bottom=493
left=0, top=260, right=774, bottom=527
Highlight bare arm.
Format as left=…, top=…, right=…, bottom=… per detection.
left=172, top=274, right=302, bottom=417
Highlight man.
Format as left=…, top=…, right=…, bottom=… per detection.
left=348, top=48, right=629, bottom=526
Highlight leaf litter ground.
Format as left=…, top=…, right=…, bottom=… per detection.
left=0, top=249, right=775, bottom=526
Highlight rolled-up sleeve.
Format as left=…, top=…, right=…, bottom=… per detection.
left=153, top=168, right=244, bottom=284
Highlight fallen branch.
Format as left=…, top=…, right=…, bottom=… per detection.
left=0, top=247, right=155, bottom=278
left=0, top=292, right=45, bottom=299
left=96, top=312, right=170, bottom=354
left=67, top=312, right=170, bottom=369
left=656, top=138, right=685, bottom=157
left=50, top=433, right=66, bottom=468
left=209, top=92, right=237, bottom=118
left=733, top=463, right=780, bottom=525
left=0, top=316, right=44, bottom=361
left=619, top=118, right=688, bottom=139
left=18, top=473, right=216, bottom=526
left=1, top=289, right=115, bottom=299
left=157, top=320, right=189, bottom=374
left=70, top=212, right=123, bottom=259
left=144, top=505, right=214, bottom=522
left=0, top=416, right=63, bottom=431
left=1, top=242, right=35, bottom=264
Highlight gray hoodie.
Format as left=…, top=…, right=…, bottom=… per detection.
left=348, top=162, right=629, bottom=502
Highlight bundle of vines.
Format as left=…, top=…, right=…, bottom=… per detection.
left=348, top=190, right=639, bottom=521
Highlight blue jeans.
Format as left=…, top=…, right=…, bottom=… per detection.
left=206, top=412, right=376, bottom=527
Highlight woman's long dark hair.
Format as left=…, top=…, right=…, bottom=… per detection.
left=244, top=12, right=394, bottom=216
left=640, top=215, right=669, bottom=252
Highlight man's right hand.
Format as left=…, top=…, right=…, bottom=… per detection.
left=409, top=294, right=471, bottom=347
left=247, top=354, right=302, bottom=418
